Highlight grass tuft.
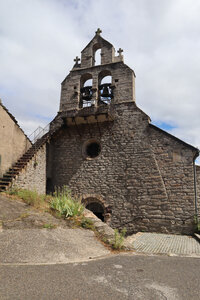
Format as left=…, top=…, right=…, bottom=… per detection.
left=111, top=228, right=127, bottom=250
left=50, top=186, right=84, bottom=218
left=7, top=186, right=46, bottom=208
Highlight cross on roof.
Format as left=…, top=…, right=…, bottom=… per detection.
left=74, top=56, right=80, bottom=64
left=117, top=48, right=123, bottom=56
left=95, top=28, right=102, bottom=35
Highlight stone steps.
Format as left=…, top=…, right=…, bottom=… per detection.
left=0, top=133, right=50, bottom=192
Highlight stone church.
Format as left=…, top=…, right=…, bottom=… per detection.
left=0, top=29, right=199, bottom=234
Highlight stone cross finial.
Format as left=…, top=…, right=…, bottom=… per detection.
left=74, top=56, right=80, bottom=64
left=95, top=28, right=102, bottom=35
left=117, top=48, right=123, bottom=56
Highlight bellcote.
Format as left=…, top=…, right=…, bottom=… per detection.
left=59, top=29, right=136, bottom=112
left=73, top=28, right=124, bottom=69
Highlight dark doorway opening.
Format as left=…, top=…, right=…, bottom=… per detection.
left=86, top=202, right=104, bottom=221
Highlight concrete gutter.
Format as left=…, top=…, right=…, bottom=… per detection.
left=194, top=233, right=200, bottom=243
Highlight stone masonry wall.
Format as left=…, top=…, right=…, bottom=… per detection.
left=149, top=126, right=197, bottom=233
left=13, top=144, right=46, bottom=194
left=0, top=103, right=31, bottom=177
left=196, top=165, right=200, bottom=218
left=48, top=102, right=196, bottom=234
left=60, top=62, right=135, bottom=112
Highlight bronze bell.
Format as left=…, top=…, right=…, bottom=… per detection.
left=85, top=88, right=90, bottom=97
left=102, top=85, right=109, bottom=97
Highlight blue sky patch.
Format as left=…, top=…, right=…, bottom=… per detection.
left=153, top=121, right=177, bottom=132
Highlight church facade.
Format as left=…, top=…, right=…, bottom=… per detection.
left=1, top=30, right=199, bottom=234
left=46, top=29, right=199, bottom=234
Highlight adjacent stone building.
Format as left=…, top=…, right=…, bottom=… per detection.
left=1, top=30, right=199, bottom=234
left=0, top=100, right=31, bottom=177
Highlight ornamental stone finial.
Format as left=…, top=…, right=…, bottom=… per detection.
left=74, top=56, right=80, bottom=64
left=95, top=28, right=102, bottom=35
left=117, top=48, right=124, bottom=56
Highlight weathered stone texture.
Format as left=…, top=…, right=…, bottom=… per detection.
left=0, top=102, right=31, bottom=177
left=149, top=125, right=197, bottom=233
left=60, top=62, right=135, bottom=112
left=196, top=165, right=200, bottom=217
left=47, top=31, right=199, bottom=235
left=48, top=102, right=197, bottom=234
left=14, top=145, right=46, bottom=194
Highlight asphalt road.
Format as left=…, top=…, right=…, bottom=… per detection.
left=1, top=254, right=199, bottom=300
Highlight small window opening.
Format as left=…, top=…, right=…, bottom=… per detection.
left=86, top=202, right=104, bottom=221
left=86, top=142, right=101, bottom=158
left=94, top=49, right=101, bottom=66
left=99, top=75, right=113, bottom=105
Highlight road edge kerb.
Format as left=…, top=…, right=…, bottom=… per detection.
left=194, top=233, right=200, bottom=243
left=83, top=209, right=134, bottom=251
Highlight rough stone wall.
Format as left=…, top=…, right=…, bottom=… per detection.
left=48, top=102, right=196, bottom=234
left=81, top=34, right=115, bottom=68
left=196, top=165, right=200, bottom=218
left=0, top=104, right=31, bottom=177
left=60, top=62, right=135, bottom=112
left=149, top=125, right=197, bottom=233
left=14, top=144, right=46, bottom=194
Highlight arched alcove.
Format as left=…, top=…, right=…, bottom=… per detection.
left=82, top=194, right=112, bottom=223
left=98, top=70, right=113, bottom=105
left=94, top=49, right=101, bottom=65
left=93, top=43, right=101, bottom=66
left=80, top=73, right=93, bottom=108
left=86, top=202, right=104, bottom=221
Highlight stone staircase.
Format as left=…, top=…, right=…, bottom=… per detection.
left=0, top=133, right=49, bottom=192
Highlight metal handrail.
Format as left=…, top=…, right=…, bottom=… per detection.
left=29, top=123, right=50, bottom=144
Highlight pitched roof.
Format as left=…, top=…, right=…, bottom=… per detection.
left=149, top=123, right=199, bottom=154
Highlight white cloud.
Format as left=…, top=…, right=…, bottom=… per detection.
left=0, top=0, right=200, bottom=155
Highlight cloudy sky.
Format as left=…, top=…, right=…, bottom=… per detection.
left=0, top=0, right=200, bottom=156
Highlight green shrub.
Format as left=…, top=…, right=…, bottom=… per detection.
left=50, top=186, right=84, bottom=218
left=7, top=185, right=19, bottom=195
left=80, top=217, right=94, bottom=230
left=17, top=189, right=45, bottom=207
left=194, top=215, right=200, bottom=233
left=43, top=223, right=56, bottom=229
left=7, top=187, right=45, bottom=208
left=112, top=228, right=127, bottom=250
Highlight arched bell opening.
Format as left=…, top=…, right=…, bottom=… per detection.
left=80, top=73, right=94, bottom=108
left=86, top=202, right=105, bottom=221
left=93, top=43, right=101, bottom=66
left=98, top=70, right=113, bottom=105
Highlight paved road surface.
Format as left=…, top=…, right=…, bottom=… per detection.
left=1, top=254, right=199, bottom=300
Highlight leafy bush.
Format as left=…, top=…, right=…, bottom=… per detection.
left=50, top=186, right=84, bottom=218
left=112, top=228, right=127, bottom=250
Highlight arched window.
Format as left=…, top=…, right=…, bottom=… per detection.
left=94, top=49, right=101, bottom=65
left=98, top=70, right=113, bottom=105
left=93, top=43, right=101, bottom=66
left=80, top=73, right=94, bottom=108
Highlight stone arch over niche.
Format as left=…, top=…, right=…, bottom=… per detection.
left=98, top=70, right=113, bottom=105
left=80, top=73, right=93, bottom=108
left=82, top=194, right=111, bottom=223
left=93, top=43, right=101, bottom=66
